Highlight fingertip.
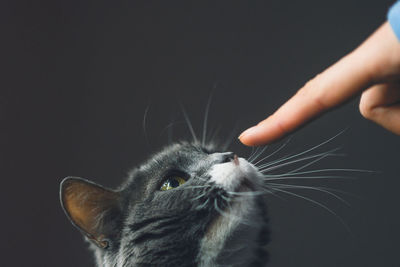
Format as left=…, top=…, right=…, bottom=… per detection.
left=239, top=125, right=274, bottom=146
left=239, top=126, right=256, bottom=138
left=238, top=126, right=258, bottom=146
left=238, top=135, right=255, bottom=146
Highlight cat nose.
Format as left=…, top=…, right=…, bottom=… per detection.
left=220, top=152, right=236, bottom=163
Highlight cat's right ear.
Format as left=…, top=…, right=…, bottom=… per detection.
left=60, top=177, right=121, bottom=249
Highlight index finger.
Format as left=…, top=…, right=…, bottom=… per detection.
left=239, top=22, right=395, bottom=146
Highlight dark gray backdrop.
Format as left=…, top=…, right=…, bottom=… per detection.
left=2, top=0, right=399, bottom=266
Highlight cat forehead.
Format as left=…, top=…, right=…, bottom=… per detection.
left=127, top=142, right=215, bottom=182
left=142, top=142, right=215, bottom=167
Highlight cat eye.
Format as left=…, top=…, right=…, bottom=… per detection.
left=160, top=176, right=187, bottom=191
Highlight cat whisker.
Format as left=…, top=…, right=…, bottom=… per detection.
left=284, top=151, right=347, bottom=175
left=251, top=146, right=265, bottom=162
left=167, top=118, right=173, bottom=144
left=182, top=185, right=212, bottom=189
left=256, top=130, right=346, bottom=169
left=221, top=122, right=240, bottom=151
left=142, top=102, right=151, bottom=146
left=188, top=189, right=213, bottom=202
left=213, top=198, right=256, bottom=227
left=263, top=175, right=353, bottom=181
left=180, top=103, right=198, bottom=143
left=196, top=198, right=210, bottom=210
left=263, top=168, right=373, bottom=178
left=248, top=147, right=261, bottom=162
left=158, top=120, right=185, bottom=139
left=253, top=137, right=292, bottom=166
left=225, top=191, right=266, bottom=197
left=266, top=183, right=351, bottom=206
left=189, top=186, right=217, bottom=201
left=249, top=145, right=268, bottom=163
left=262, top=187, right=288, bottom=201
left=202, top=92, right=213, bottom=147
left=219, top=194, right=231, bottom=202
left=207, top=124, right=222, bottom=147
left=247, top=146, right=256, bottom=162
left=197, top=176, right=214, bottom=183
left=248, top=146, right=264, bottom=163
left=214, top=198, right=228, bottom=215
left=270, top=183, right=360, bottom=199
left=192, top=192, right=207, bottom=201
left=225, top=187, right=286, bottom=201
left=247, top=146, right=258, bottom=162
left=257, top=147, right=341, bottom=170
left=266, top=185, right=351, bottom=232
left=259, top=149, right=342, bottom=173
left=255, top=145, right=269, bottom=162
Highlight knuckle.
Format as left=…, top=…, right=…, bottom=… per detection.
left=275, top=119, right=287, bottom=136
left=311, top=93, right=327, bottom=112
left=296, top=78, right=317, bottom=99
left=302, top=76, right=319, bottom=94
left=298, top=76, right=327, bottom=112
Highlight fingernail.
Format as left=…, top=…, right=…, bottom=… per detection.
left=238, top=126, right=257, bottom=140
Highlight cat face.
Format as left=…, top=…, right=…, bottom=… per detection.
left=60, top=142, right=269, bottom=267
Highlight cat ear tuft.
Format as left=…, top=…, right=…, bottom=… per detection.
left=60, top=177, right=121, bottom=249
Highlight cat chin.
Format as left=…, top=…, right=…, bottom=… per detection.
left=197, top=158, right=266, bottom=267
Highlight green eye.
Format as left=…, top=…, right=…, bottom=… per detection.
left=160, top=176, right=186, bottom=191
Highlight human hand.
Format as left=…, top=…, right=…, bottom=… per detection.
left=239, top=22, right=400, bottom=146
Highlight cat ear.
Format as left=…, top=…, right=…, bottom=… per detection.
left=60, top=177, right=121, bottom=249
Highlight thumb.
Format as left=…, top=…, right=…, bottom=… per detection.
left=359, top=82, right=400, bottom=134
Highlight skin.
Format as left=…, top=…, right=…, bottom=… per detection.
left=239, top=22, right=400, bottom=146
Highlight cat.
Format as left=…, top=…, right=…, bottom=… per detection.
left=60, top=141, right=270, bottom=267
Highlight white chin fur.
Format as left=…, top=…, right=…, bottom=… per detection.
left=208, top=157, right=260, bottom=191
left=198, top=158, right=264, bottom=267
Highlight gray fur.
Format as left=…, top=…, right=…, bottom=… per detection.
left=61, top=142, right=269, bottom=266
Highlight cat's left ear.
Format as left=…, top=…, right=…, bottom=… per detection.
left=60, top=177, right=121, bottom=249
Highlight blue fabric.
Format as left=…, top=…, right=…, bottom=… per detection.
left=388, top=1, right=400, bottom=40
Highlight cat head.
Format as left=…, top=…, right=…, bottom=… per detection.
left=60, top=142, right=269, bottom=267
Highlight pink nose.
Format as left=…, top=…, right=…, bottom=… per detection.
left=233, top=154, right=239, bottom=166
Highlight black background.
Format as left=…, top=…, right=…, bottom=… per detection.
left=2, top=0, right=400, bottom=266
